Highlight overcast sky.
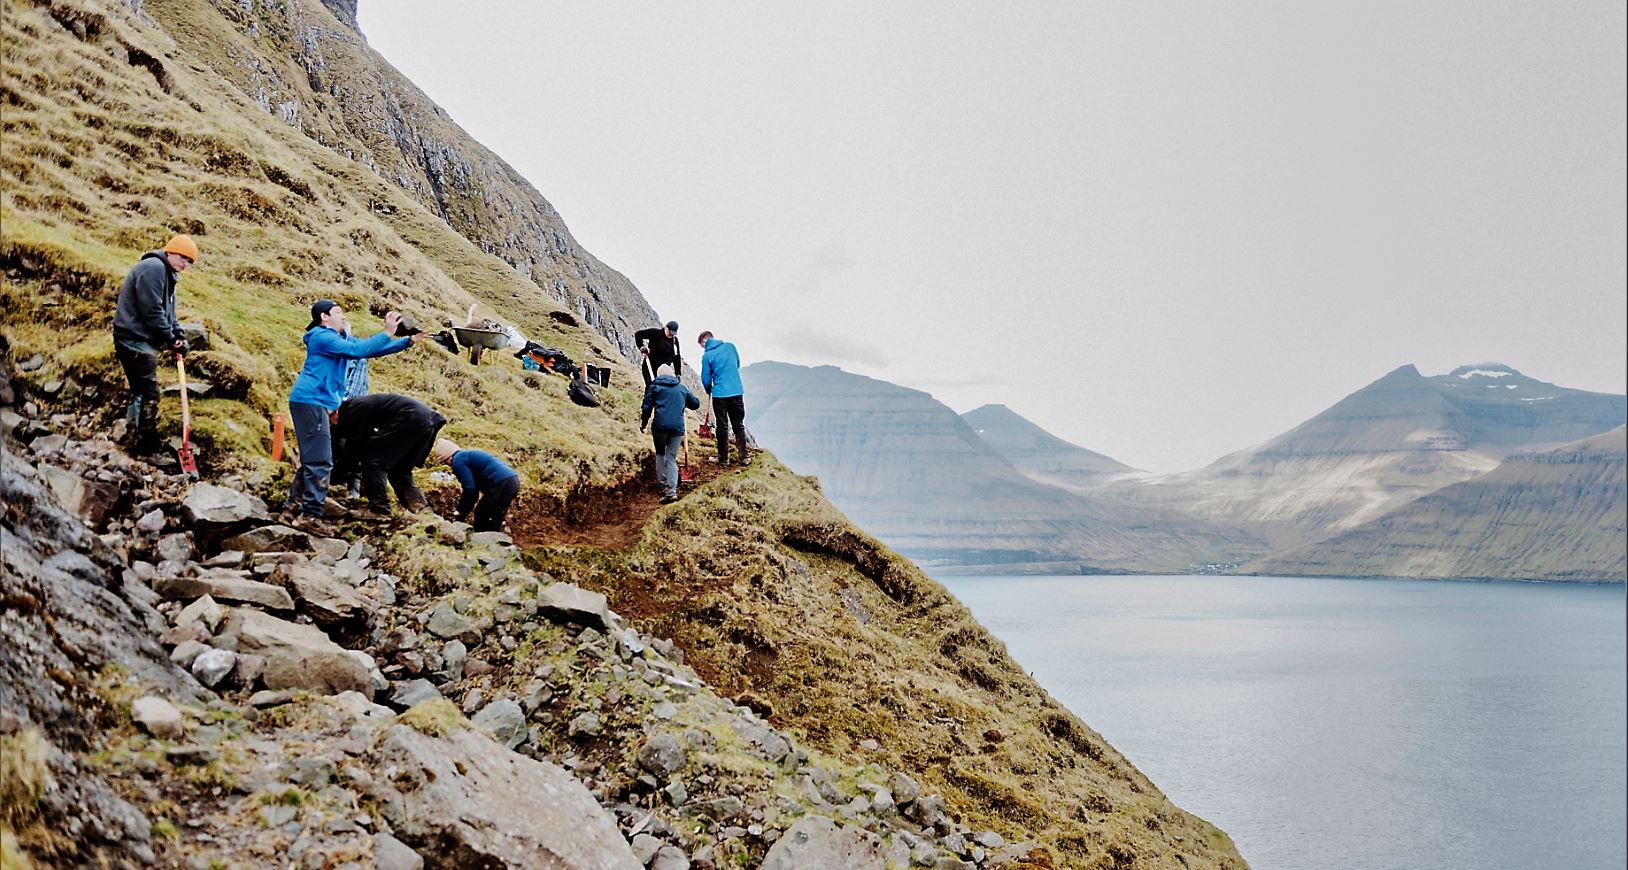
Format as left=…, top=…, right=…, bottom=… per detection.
left=359, top=1, right=1625, bottom=473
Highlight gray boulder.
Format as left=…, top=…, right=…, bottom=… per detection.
left=222, top=524, right=313, bottom=554
left=637, top=733, right=688, bottom=778
left=471, top=700, right=527, bottom=750
left=39, top=465, right=120, bottom=528
left=425, top=602, right=481, bottom=642
left=368, top=723, right=641, bottom=869
left=388, top=679, right=441, bottom=710
left=759, top=816, right=888, bottom=870
left=181, top=483, right=268, bottom=527
left=373, top=831, right=423, bottom=870
left=283, top=564, right=372, bottom=627
left=131, top=696, right=184, bottom=740
left=539, top=582, right=613, bottom=630
left=153, top=572, right=294, bottom=611
left=221, top=609, right=374, bottom=695
left=190, top=648, right=237, bottom=688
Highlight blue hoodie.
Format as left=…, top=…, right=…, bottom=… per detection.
left=699, top=337, right=743, bottom=399
left=288, top=327, right=410, bottom=410
left=641, top=374, right=701, bottom=435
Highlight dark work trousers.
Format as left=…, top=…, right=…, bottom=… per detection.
left=286, top=402, right=332, bottom=518
left=712, top=395, right=748, bottom=465
left=115, top=343, right=162, bottom=453
left=471, top=476, right=521, bottom=533
left=358, top=421, right=442, bottom=512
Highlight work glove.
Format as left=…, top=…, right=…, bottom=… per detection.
left=171, top=338, right=188, bottom=357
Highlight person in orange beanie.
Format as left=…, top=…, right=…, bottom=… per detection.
left=111, top=234, right=198, bottom=459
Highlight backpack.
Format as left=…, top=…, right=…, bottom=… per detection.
left=568, top=374, right=600, bottom=407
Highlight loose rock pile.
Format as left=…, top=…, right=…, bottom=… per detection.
left=3, top=395, right=1040, bottom=869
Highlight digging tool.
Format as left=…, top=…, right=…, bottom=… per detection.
left=680, top=435, right=696, bottom=484
left=698, top=407, right=713, bottom=439
left=641, top=349, right=653, bottom=383
left=175, top=355, right=199, bottom=478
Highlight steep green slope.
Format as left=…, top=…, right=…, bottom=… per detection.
left=532, top=457, right=1245, bottom=867
left=1253, top=427, right=1626, bottom=582
left=0, top=1, right=1247, bottom=866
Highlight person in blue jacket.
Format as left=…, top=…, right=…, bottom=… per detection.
left=433, top=438, right=521, bottom=532
left=640, top=363, right=701, bottom=503
left=283, top=299, right=425, bottom=529
left=697, top=330, right=749, bottom=466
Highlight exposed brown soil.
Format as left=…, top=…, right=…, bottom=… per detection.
left=426, top=452, right=740, bottom=550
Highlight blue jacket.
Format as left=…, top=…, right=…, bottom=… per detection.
left=641, top=375, right=700, bottom=435
left=699, top=338, right=743, bottom=398
left=288, top=327, right=410, bottom=410
left=449, top=449, right=519, bottom=517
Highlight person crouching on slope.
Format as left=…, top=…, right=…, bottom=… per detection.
left=284, top=300, right=426, bottom=531
left=640, top=363, right=700, bottom=503
left=329, top=393, right=445, bottom=519
left=433, top=438, right=520, bottom=533
left=697, top=330, right=749, bottom=466
left=111, top=234, right=198, bottom=462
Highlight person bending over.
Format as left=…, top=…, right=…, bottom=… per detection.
left=329, top=393, right=445, bottom=519
left=433, top=438, right=521, bottom=533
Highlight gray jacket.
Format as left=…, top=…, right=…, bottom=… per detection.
left=112, top=251, right=182, bottom=348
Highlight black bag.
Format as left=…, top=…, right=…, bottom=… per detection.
left=568, top=375, right=600, bottom=407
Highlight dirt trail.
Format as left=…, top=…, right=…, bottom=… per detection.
left=429, top=452, right=738, bottom=550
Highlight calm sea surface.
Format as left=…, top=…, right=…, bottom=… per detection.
left=936, top=574, right=1627, bottom=870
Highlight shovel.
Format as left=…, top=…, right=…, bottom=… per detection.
left=175, top=355, right=199, bottom=478
left=698, top=408, right=713, bottom=439
left=679, top=435, right=696, bottom=484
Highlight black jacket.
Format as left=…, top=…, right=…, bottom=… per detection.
left=112, top=251, right=183, bottom=347
left=633, top=327, right=682, bottom=377
left=331, top=393, right=447, bottom=475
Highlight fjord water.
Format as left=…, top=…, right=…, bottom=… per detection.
left=938, top=574, right=1627, bottom=870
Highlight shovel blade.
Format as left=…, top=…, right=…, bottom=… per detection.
left=177, top=443, right=199, bottom=477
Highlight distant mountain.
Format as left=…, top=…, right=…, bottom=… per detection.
left=743, top=362, right=1266, bottom=572
left=1107, top=364, right=1626, bottom=548
left=961, top=404, right=1142, bottom=493
left=1251, top=427, right=1627, bottom=582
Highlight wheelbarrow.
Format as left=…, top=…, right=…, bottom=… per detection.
left=452, top=326, right=509, bottom=365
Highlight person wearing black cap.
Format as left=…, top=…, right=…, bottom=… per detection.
left=633, top=320, right=683, bottom=386
left=283, top=300, right=426, bottom=530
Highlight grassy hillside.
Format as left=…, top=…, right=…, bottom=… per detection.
left=1253, top=427, right=1626, bottom=582
left=531, top=457, right=1242, bottom=866
left=1, top=0, right=1246, bottom=866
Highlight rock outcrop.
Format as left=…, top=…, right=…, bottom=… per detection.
left=369, top=714, right=643, bottom=869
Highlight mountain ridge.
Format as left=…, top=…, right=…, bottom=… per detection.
left=743, top=360, right=1267, bottom=572
left=1250, top=426, right=1627, bottom=582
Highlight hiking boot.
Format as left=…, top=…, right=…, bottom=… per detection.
left=351, top=505, right=394, bottom=523
left=290, top=514, right=334, bottom=537
left=661, top=494, right=679, bottom=504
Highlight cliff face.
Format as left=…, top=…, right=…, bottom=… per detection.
left=152, top=0, right=661, bottom=355
left=744, top=362, right=1266, bottom=572
left=1253, top=427, right=1627, bottom=582
left=1108, top=364, right=1626, bottom=548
